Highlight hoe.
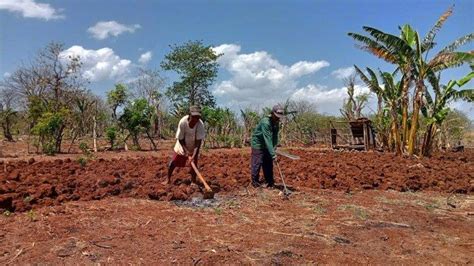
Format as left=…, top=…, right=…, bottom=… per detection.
left=275, top=150, right=300, bottom=199
left=190, top=161, right=215, bottom=199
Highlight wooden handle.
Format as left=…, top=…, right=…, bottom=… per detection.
left=190, top=161, right=212, bottom=192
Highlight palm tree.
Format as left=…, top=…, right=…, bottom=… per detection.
left=355, top=66, right=403, bottom=155
left=349, top=6, right=474, bottom=155
left=421, top=71, right=474, bottom=156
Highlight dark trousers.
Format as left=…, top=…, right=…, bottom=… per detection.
left=251, top=148, right=274, bottom=186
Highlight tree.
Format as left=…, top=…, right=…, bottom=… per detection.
left=161, top=40, right=220, bottom=108
left=421, top=71, right=473, bottom=156
left=340, top=74, right=369, bottom=120
left=3, top=42, right=85, bottom=154
left=355, top=66, right=403, bottom=154
left=437, top=109, right=471, bottom=148
left=107, top=84, right=128, bottom=121
left=240, top=108, right=261, bottom=145
left=348, top=6, right=473, bottom=155
left=129, top=68, right=166, bottom=137
left=119, top=98, right=156, bottom=150
left=0, top=86, right=19, bottom=141
left=201, top=106, right=240, bottom=148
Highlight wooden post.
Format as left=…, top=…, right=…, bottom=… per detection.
left=363, top=122, right=369, bottom=151
left=330, top=128, right=337, bottom=148
left=93, top=116, right=97, bottom=152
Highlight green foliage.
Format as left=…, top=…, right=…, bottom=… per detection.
left=161, top=40, right=220, bottom=108
left=240, top=108, right=262, bottom=144
left=77, top=156, right=88, bottom=167
left=202, top=106, right=241, bottom=148
left=107, top=84, right=128, bottom=120
left=349, top=5, right=473, bottom=155
left=106, top=126, right=118, bottom=149
left=0, top=107, right=18, bottom=141
left=283, top=100, right=337, bottom=146
left=119, top=98, right=154, bottom=149
left=31, top=109, right=69, bottom=155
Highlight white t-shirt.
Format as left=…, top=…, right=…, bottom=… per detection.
left=173, top=115, right=206, bottom=155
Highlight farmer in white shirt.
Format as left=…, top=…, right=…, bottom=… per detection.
left=164, top=105, right=206, bottom=185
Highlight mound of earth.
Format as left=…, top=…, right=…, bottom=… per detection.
left=0, top=149, right=472, bottom=212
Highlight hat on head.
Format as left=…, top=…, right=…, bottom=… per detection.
left=271, top=104, right=285, bottom=118
left=189, top=105, right=202, bottom=116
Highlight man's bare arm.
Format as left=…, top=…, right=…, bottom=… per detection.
left=179, top=138, right=191, bottom=155
left=191, top=139, right=202, bottom=160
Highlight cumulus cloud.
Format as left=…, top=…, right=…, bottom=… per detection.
left=3, top=72, right=11, bottom=78
left=0, top=0, right=64, bottom=20
left=87, top=21, right=141, bottom=40
left=212, top=44, right=330, bottom=109
left=60, top=45, right=132, bottom=82
left=291, top=84, right=372, bottom=114
left=138, top=51, right=152, bottom=64
left=331, top=66, right=355, bottom=80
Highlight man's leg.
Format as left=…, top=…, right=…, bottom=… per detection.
left=164, top=161, right=176, bottom=185
left=190, top=157, right=198, bottom=184
left=262, top=150, right=274, bottom=187
left=251, top=148, right=263, bottom=187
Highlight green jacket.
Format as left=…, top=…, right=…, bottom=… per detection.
left=250, top=116, right=279, bottom=158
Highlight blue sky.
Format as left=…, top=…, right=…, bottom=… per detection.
left=1, top=0, right=473, bottom=116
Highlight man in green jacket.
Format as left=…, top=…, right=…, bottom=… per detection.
left=250, top=104, right=285, bottom=188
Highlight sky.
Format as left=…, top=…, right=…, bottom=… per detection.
left=0, top=0, right=473, bottom=117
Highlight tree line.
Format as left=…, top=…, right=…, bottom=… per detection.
left=1, top=10, right=472, bottom=156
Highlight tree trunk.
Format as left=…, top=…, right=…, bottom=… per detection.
left=55, top=125, right=65, bottom=154
left=407, top=80, right=425, bottom=155
left=146, top=130, right=157, bottom=150
left=2, top=122, right=14, bottom=142
left=93, top=116, right=98, bottom=152
left=67, top=130, right=78, bottom=153
left=132, top=134, right=140, bottom=150
left=390, top=112, right=402, bottom=156
left=400, top=72, right=411, bottom=148
left=421, top=123, right=436, bottom=157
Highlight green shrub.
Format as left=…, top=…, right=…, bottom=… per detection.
left=106, top=126, right=117, bottom=149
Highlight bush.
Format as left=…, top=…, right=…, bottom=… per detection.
left=77, top=156, right=87, bottom=167
left=31, top=110, right=68, bottom=155
left=106, top=126, right=117, bottom=149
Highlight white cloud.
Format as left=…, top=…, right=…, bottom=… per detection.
left=60, top=45, right=132, bottom=82
left=87, top=21, right=141, bottom=40
left=291, top=84, right=373, bottom=114
left=212, top=44, right=330, bottom=109
left=3, top=72, right=11, bottom=78
left=138, top=51, right=152, bottom=64
left=0, top=0, right=64, bottom=20
left=331, top=66, right=355, bottom=80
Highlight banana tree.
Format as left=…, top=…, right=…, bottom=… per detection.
left=355, top=65, right=404, bottom=154
left=349, top=6, right=474, bottom=155
left=421, top=71, right=474, bottom=156
left=348, top=24, right=416, bottom=145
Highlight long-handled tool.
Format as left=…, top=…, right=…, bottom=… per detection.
left=190, top=161, right=215, bottom=199
left=275, top=159, right=291, bottom=199
left=276, top=150, right=300, bottom=160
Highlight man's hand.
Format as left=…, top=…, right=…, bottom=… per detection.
left=188, top=155, right=194, bottom=165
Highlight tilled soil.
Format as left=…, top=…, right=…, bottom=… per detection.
left=1, top=189, right=473, bottom=264
left=1, top=149, right=472, bottom=212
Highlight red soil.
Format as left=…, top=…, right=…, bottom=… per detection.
left=1, top=149, right=472, bottom=212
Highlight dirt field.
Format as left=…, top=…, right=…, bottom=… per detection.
left=0, top=145, right=473, bottom=264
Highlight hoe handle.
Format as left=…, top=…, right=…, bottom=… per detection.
left=190, top=161, right=212, bottom=192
